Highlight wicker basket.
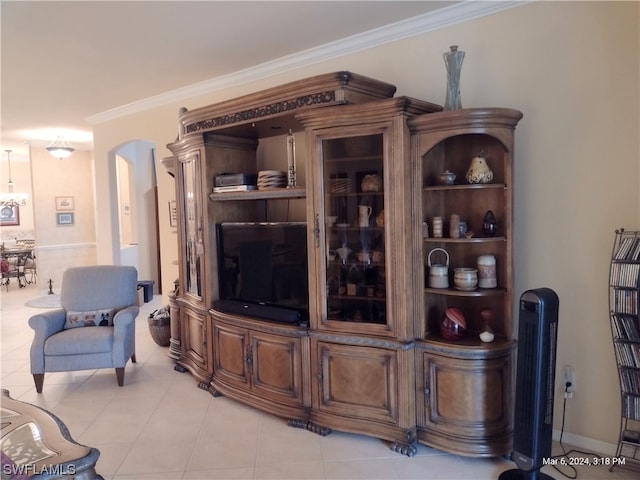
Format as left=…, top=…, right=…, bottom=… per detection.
left=147, top=314, right=171, bottom=347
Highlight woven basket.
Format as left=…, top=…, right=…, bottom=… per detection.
left=147, top=315, right=171, bottom=347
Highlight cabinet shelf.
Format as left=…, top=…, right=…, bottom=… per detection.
left=325, top=155, right=382, bottom=164
left=326, top=191, right=384, bottom=198
left=328, top=260, right=385, bottom=267
left=209, top=187, right=306, bottom=201
left=328, top=294, right=386, bottom=303
left=422, top=333, right=514, bottom=351
left=423, top=183, right=506, bottom=192
left=327, top=226, right=383, bottom=234
left=425, top=287, right=506, bottom=297
left=424, top=236, right=506, bottom=244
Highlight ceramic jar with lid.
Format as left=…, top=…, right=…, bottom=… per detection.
left=453, top=267, right=478, bottom=291
left=438, top=170, right=456, bottom=185
left=427, top=248, right=449, bottom=289
left=477, top=254, right=497, bottom=288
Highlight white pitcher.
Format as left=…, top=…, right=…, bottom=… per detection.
left=358, top=205, right=372, bottom=227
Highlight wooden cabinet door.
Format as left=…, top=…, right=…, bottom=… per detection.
left=298, top=98, right=440, bottom=343
left=313, top=340, right=398, bottom=424
left=417, top=349, right=512, bottom=456
left=179, top=306, right=211, bottom=384
left=212, top=321, right=250, bottom=389
left=250, top=331, right=303, bottom=406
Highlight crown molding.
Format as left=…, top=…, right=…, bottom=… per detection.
left=87, top=1, right=528, bottom=126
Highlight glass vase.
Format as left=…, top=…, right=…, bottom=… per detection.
left=443, top=45, right=465, bottom=110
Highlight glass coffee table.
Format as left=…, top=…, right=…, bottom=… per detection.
left=1, top=389, right=101, bottom=479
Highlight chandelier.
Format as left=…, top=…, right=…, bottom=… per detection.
left=46, top=136, right=75, bottom=159
left=0, top=150, right=28, bottom=207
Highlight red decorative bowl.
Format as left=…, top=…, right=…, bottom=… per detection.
left=440, top=307, right=467, bottom=340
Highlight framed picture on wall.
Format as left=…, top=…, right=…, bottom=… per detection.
left=0, top=205, right=20, bottom=226
left=56, top=212, right=74, bottom=226
left=55, top=196, right=75, bottom=211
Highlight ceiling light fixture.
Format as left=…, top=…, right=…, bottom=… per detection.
left=46, top=136, right=75, bottom=159
left=0, top=150, right=28, bottom=207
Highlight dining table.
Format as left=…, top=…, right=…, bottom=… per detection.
left=1, top=245, right=36, bottom=289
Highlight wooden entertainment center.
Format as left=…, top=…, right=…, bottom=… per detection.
left=166, top=72, right=523, bottom=457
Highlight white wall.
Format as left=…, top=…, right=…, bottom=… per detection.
left=29, top=148, right=97, bottom=288
left=90, top=1, right=639, bottom=451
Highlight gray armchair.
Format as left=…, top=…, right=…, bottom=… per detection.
left=29, top=265, right=139, bottom=393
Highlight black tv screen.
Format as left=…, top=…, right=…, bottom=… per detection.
left=216, top=222, right=309, bottom=316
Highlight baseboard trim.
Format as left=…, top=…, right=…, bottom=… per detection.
left=553, top=429, right=618, bottom=456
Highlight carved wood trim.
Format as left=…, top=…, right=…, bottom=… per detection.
left=174, top=72, right=397, bottom=140
left=211, top=308, right=309, bottom=337
left=309, top=331, right=414, bottom=351
left=306, top=421, right=332, bottom=436
left=416, top=338, right=515, bottom=359
left=389, top=439, right=418, bottom=457
left=185, top=91, right=336, bottom=135
left=287, top=419, right=308, bottom=429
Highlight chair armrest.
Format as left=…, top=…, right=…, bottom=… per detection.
left=29, top=309, right=66, bottom=374
left=112, top=306, right=139, bottom=366
left=113, top=306, right=139, bottom=329
left=28, top=309, right=67, bottom=338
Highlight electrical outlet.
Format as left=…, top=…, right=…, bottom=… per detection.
left=563, top=366, right=576, bottom=398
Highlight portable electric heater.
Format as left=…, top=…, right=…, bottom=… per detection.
left=499, top=288, right=559, bottom=480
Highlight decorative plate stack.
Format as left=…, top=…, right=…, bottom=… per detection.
left=257, top=170, right=287, bottom=189
left=329, top=177, right=352, bottom=194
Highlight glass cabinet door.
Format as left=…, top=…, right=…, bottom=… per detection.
left=180, top=152, right=204, bottom=300
left=322, top=134, right=386, bottom=325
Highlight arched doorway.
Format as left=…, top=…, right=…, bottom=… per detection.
left=111, top=140, right=161, bottom=294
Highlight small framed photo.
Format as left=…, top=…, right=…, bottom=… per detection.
left=168, top=201, right=178, bottom=227
left=0, top=205, right=20, bottom=226
left=55, top=196, right=75, bottom=211
left=56, top=212, right=74, bottom=226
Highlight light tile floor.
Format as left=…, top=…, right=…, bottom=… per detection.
left=1, top=283, right=636, bottom=479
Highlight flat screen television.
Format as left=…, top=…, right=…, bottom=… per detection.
left=215, top=222, right=309, bottom=323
